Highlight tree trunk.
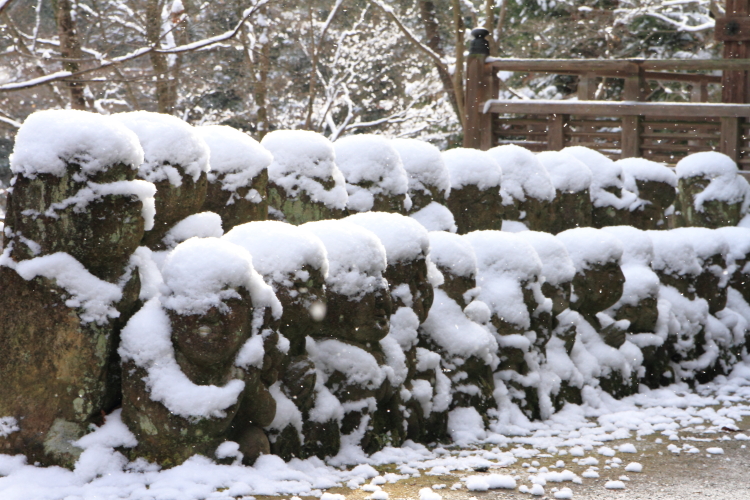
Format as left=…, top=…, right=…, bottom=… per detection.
left=146, top=0, right=174, bottom=113
left=419, top=0, right=460, bottom=119
left=55, top=0, right=86, bottom=109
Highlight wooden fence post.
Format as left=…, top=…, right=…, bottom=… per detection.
left=547, top=113, right=566, bottom=151
left=463, top=28, right=494, bottom=150
left=621, top=63, right=645, bottom=158
left=715, top=0, right=749, bottom=164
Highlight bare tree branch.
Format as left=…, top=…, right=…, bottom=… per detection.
left=0, top=0, right=270, bottom=93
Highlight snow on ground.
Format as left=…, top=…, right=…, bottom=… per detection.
left=2, top=364, right=750, bottom=499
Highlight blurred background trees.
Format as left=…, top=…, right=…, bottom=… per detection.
left=0, top=0, right=724, bottom=159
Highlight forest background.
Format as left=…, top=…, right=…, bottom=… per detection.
left=0, top=0, right=726, bottom=184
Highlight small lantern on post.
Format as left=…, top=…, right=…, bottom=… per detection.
left=463, top=28, right=497, bottom=150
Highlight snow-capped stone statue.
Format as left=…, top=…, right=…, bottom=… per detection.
left=0, top=109, right=156, bottom=467
left=392, top=138, right=451, bottom=213
left=261, top=130, right=348, bottom=224
left=334, top=134, right=411, bottom=214
left=223, top=221, right=334, bottom=460
left=536, top=151, right=594, bottom=234
left=675, top=152, right=750, bottom=228
left=119, top=238, right=281, bottom=466
left=617, top=158, right=677, bottom=230
left=487, top=145, right=556, bottom=232
left=113, top=111, right=210, bottom=250
left=197, top=125, right=273, bottom=230
left=563, top=146, right=636, bottom=228
left=464, top=230, right=552, bottom=419
left=421, top=231, right=498, bottom=416
left=443, top=148, right=504, bottom=234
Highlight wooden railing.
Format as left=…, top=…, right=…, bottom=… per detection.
left=463, top=31, right=750, bottom=167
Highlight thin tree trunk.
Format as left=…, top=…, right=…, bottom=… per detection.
left=451, top=0, right=465, bottom=128
left=419, top=0, right=461, bottom=121
left=146, top=0, right=173, bottom=113
left=55, top=0, right=86, bottom=109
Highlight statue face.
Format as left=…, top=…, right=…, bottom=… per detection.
left=170, top=295, right=252, bottom=375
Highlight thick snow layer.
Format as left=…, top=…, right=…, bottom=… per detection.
left=197, top=125, right=272, bottom=192
left=307, top=338, right=385, bottom=390
left=562, top=146, right=636, bottom=209
left=334, top=135, right=410, bottom=212
left=536, top=151, right=593, bottom=193
left=448, top=407, right=487, bottom=446
left=517, top=231, right=576, bottom=286
left=647, top=230, right=702, bottom=276
left=261, top=130, right=348, bottom=210
left=410, top=202, right=457, bottom=233
left=197, top=125, right=271, bottom=176
left=716, top=227, right=750, bottom=265
left=113, top=111, right=209, bottom=185
left=7, top=252, right=123, bottom=324
left=428, top=231, right=477, bottom=279
left=487, top=145, right=555, bottom=202
left=421, top=288, right=499, bottom=367
left=556, top=227, right=623, bottom=272
left=119, top=298, right=246, bottom=418
left=162, top=212, right=224, bottom=249
left=613, top=264, right=660, bottom=307
left=392, top=138, right=450, bottom=198
left=442, top=148, right=502, bottom=191
left=303, top=220, right=388, bottom=299
left=346, top=212, right=429, bottom=265
left=464, top=230, right=542, bottom=282
left=10, top=109, right=144, bottom=179
left=223, top=221, right=329, bottom=285
left=160, top=237, right=281, bottom=318
left=601, top=226, right=654, bottom=267
left=617, top=157, right=677, bottom=189
left=671, top=227, right=729, bottom=263
left=676, top=152, right=750, bottom=212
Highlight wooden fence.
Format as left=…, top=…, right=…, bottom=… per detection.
left=463, top=30, right=750, bottom=168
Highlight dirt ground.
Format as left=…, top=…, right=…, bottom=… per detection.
left=276, top=414, right=750, bottom=500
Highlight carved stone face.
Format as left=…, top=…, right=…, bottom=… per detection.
left=549, top=189, right=593, bottom=235
left=271, top=265, right=327, bottom=356
left=678, top=175, right=742, bottom=228
left=570, top=261, right=625, bottom=319
left=385, top=257, right=434, bottom=325
left=7, top=162, right=145, bottom=282
left=169, top=292, right=252, bottom=386
left=446, top=185, right=504, bottom=234
left=321, top=285, right=392, bottom=345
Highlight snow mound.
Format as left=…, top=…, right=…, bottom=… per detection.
left=676, top=152, right=750, bottom=212
left=392, top=138, right=450, bottom=199
left=672, top=227, right=728, bottom=264
left=303, top=220, right=388, bottom=299
left=563, top=146, right=634, bottom=209
left=11, top=109, right=144, bottom=179
left=536, top=150, right=593, bottom=193
left=488, top=144, right=555, bottom=202
left=464, top=230, right=542, bottom=282
left=261, top=130, right=348, bottom=210
left=334, top=134, right=410, bottom=212
left=556, top=227, right=623, bottom=272
left=197, top=125, right=272, bottom=191
left=442, top=148, right=502, bottom=191
left=307, top=338, right=385, bottom=390
left=113, top=111, right=209, bottom=185
left=428, top=231, right=477, bottom=279
left=617, top=157, right=677, bottom=189
left=346, top=211, right=430, bottom=265
left=162, top=212, right=224, bottom=250
left=160, top=237, right=280, bottom=317
left=517, top=231, right=576, bottom=286
left=601, top=226, right=654, bottom=267
left=410, top=202, right=457, bottom=233
left=647, top=230, right=702, bottom=276
left=716, top=227, right=750, bottom=265
left=223, top=221, right=328, bottom=286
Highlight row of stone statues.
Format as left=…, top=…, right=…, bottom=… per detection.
left=1, top=110, right=748, bottom=471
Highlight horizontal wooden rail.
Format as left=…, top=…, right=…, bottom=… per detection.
left=486, top=58, right=750, bottom=73
left=485, top=100, right=750, bottom=118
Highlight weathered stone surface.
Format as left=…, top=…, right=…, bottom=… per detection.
left=569, top=262, right=625, bottom=322
left=318, top=287, right=391, bottom=344
left=548, top=190, right=593, bottom=234
left=520, top=197, right=552, bottom=233
left=592, top=186, right=631, bottom=228
left=6, top=163, right=145, bottom=283
left=203, top=169, right=268, bottom=231
left=629, top=179, right=676, bottom=230
left=385, top=258, right=434, bottom=324
left=677, top=175, right=742, bottom=228
left=446, top=185, right=504, bottom=234
left=267, top=183, right=344, bottom=225
left=0, top=267, right=140, bottom=467
left=141, top=168, right=208, bottom=249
